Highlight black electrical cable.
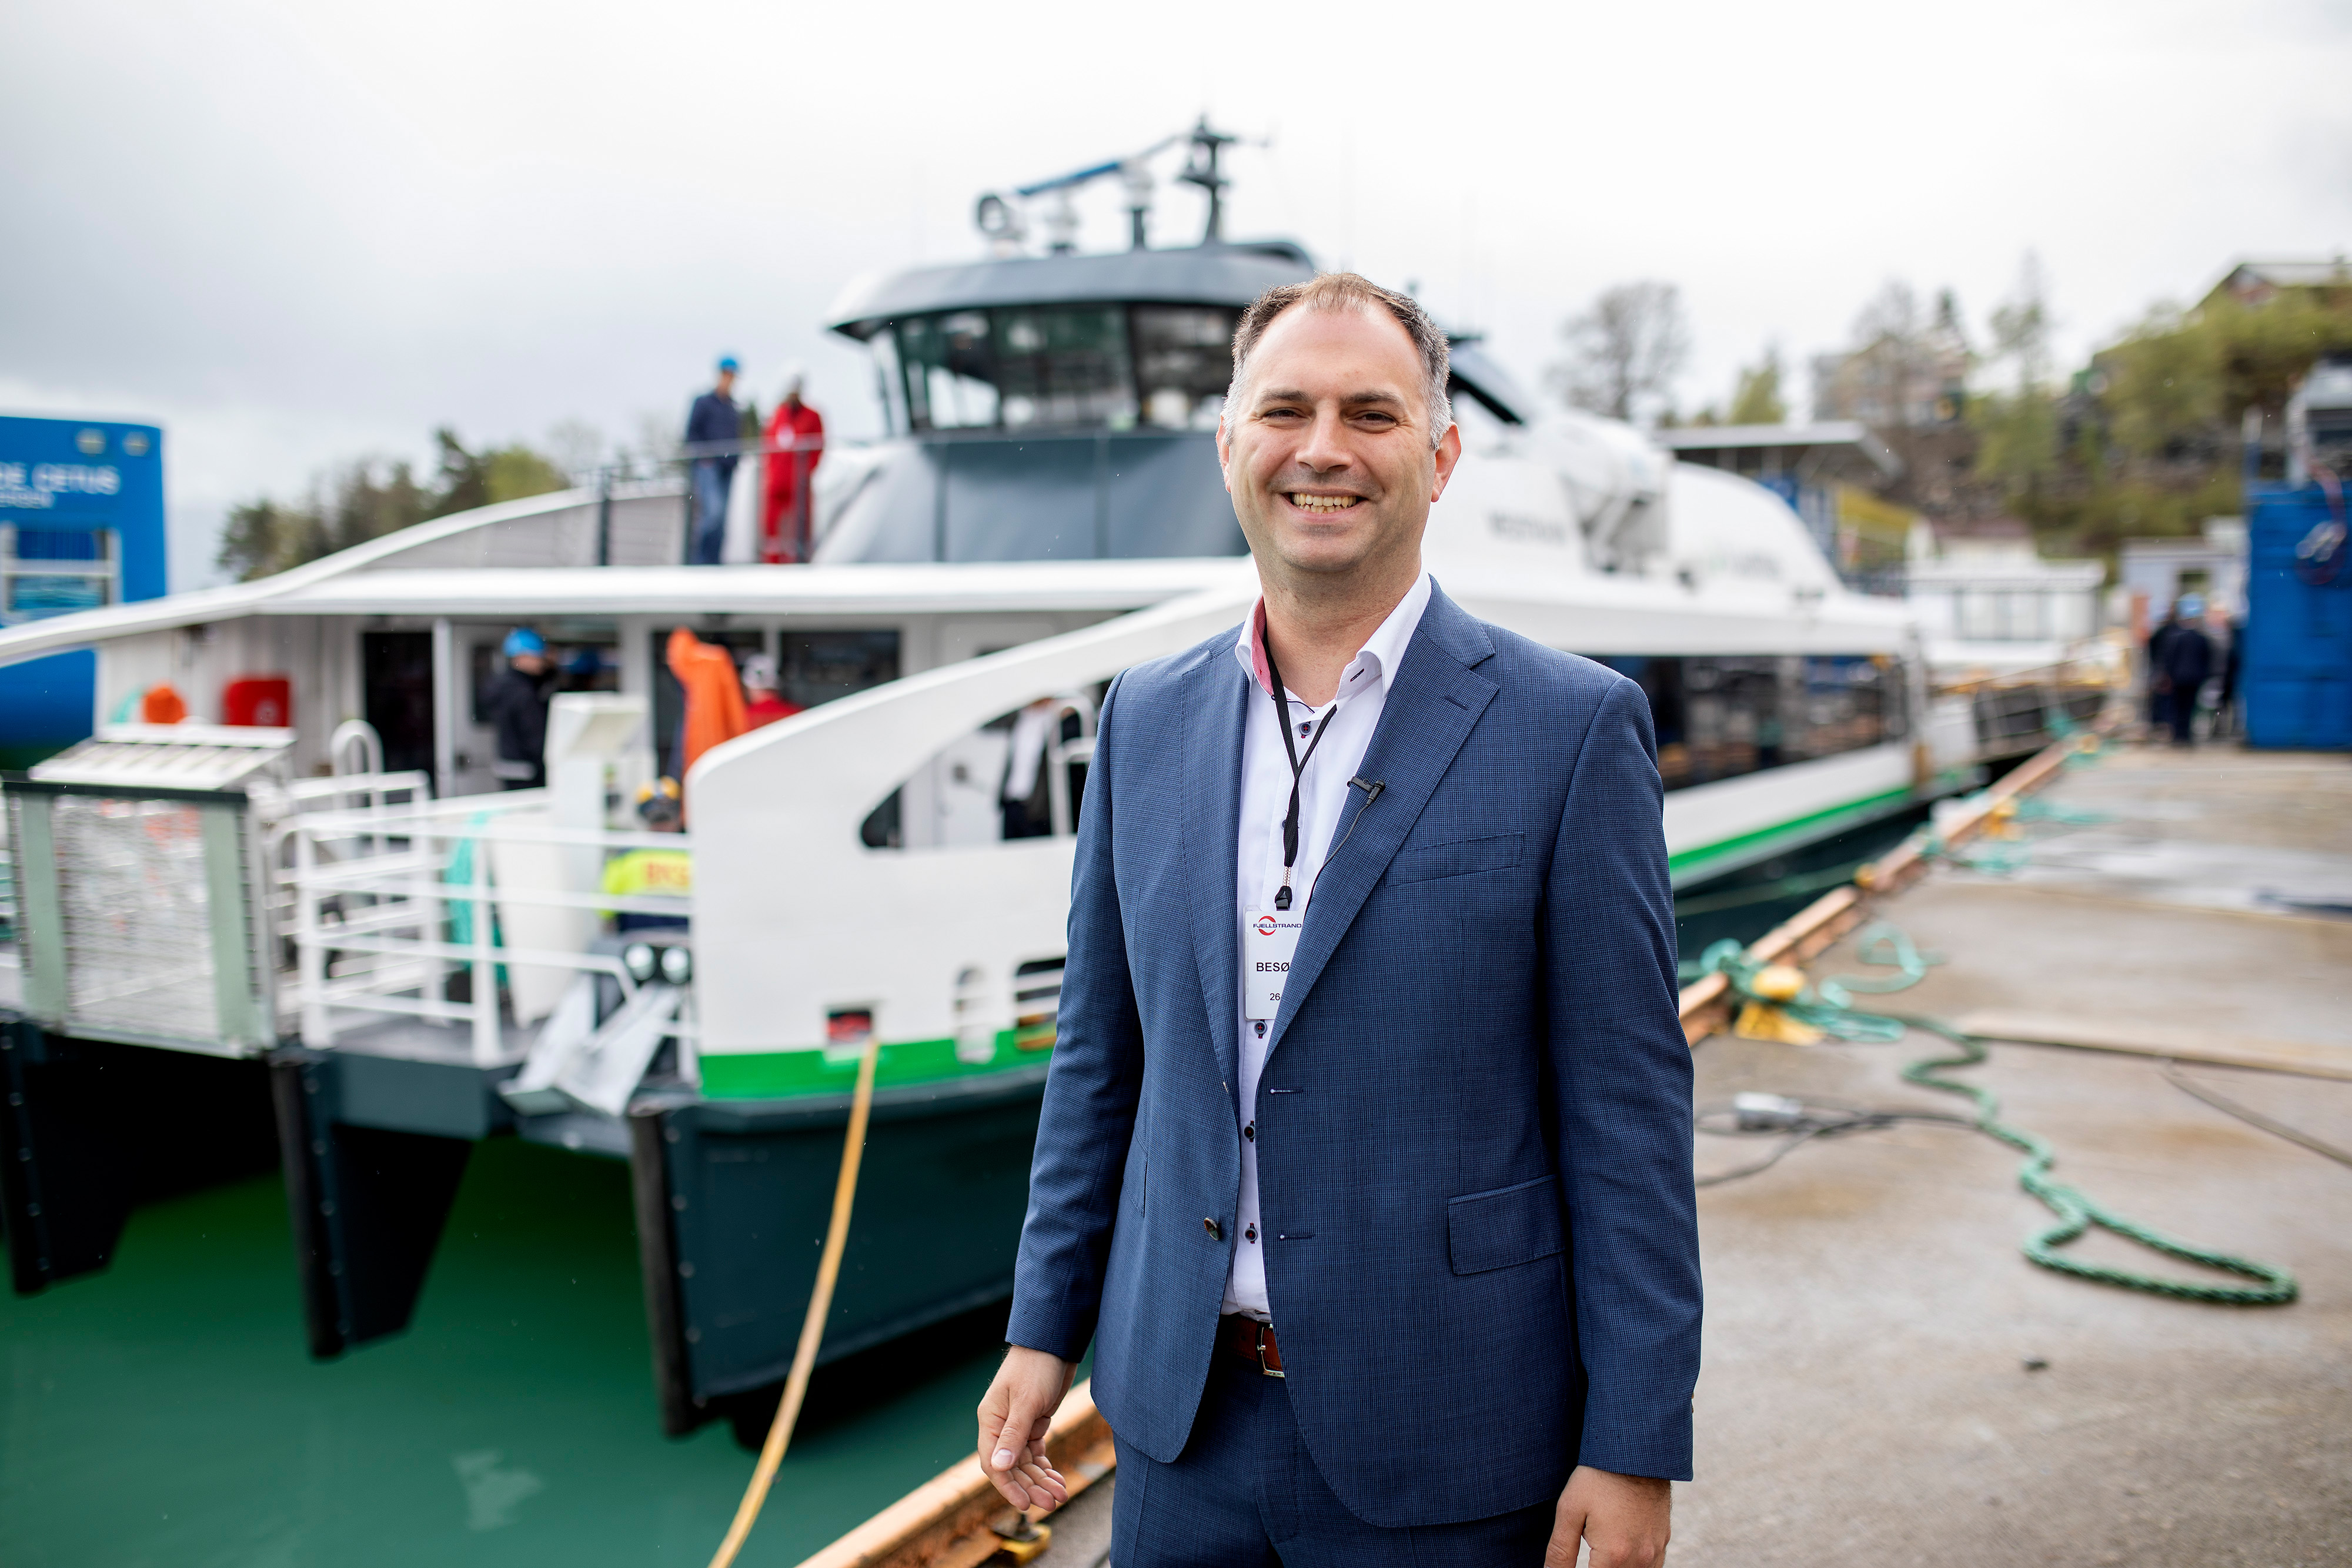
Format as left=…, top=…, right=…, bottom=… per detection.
left=1693, top=1095, right=1973, bottom=1188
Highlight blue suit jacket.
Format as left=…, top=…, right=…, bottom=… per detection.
left=1007, top=583, right=1701, bottom=1527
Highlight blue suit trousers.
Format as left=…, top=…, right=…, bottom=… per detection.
left=1111, top=1353, right=1555, bottom=1567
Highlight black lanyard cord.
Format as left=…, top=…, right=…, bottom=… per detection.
left=1258, top=634, right=1338, bottom=910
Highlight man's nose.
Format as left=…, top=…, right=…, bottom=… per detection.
left=1292, top=406, right=1355, bottom=474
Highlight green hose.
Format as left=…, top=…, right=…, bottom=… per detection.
left=1702, top=922, right=2299, bottom=1306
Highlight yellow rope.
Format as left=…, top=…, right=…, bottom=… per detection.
left=706, top=1032, right=883, bottom=1568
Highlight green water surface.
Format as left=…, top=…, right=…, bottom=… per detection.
left=0, top=1140, right=1009, bottom=1567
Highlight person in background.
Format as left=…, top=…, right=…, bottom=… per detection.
left=761, top=366, right=826, bottom=563
left=603, top=779, right=691, bottom=932
left=483, top=627, right=554, bottom=788
left=560, top=646, right=607, bottom=693
left=666, top=628, right=747, bottom=792
left=740, top=653, right=802, bottom=730
left=2163, top=594, right=2214, bottom=748
left=2217, top=614, right=2246, bottom=739
left=686, top=356, right=742, bottom=565
left=2145, top=603, right=2181, bottom=737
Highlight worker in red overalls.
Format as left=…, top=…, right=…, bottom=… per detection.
left=760, top=366, right=825, bottom=563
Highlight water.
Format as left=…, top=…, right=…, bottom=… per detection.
left=0, top=1139, right=1007, bottom=1567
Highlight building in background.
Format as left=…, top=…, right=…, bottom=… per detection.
left=1661, top=422, right=1909, bottom=583
left=1810, top=291, right=1973, bottom=432
left=1902, top=516, right=2106, bottom=678
left=0, top=416, right=167, bottom=768
left=2120, top=519, right=2248, bottom=630
left=2202, top=259, right=2352, bottom=312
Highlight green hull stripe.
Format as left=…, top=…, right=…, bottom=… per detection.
left=700, top=1028, right=1046, bottom=1099
left=1667, top=785, right=1915, bottom=883
left=702, top=787, right=1918, bottom=1099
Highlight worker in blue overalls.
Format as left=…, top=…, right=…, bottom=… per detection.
left=684, top=356, right=742, bottom=564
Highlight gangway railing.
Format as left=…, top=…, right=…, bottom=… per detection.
left=278, top=791, right=694, bottom=1069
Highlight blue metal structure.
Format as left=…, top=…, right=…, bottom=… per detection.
left=2244, top=482, right=2352, bottom=750
left=0, top=416, right=166, bottom=768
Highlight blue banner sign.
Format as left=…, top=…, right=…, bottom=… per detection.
left=0, top=415, right=167, bottom=767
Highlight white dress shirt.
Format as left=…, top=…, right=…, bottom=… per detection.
left=1223, top=570, right=1432, bottom=1318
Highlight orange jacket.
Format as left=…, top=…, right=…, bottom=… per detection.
left=666, top=628, right=746, bottom=784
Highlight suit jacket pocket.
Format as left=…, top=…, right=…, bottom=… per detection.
left=1387, top=831, right=1524, bottom=887
left=1446, top=1174, right=1565, bottom=1275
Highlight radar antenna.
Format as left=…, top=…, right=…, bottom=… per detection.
left=973, top=120, right=1253, bottom=254
left=1174, top=118, right=1239, bottom=243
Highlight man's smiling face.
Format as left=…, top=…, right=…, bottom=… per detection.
left=1218, top=303, right=1461, bottom=584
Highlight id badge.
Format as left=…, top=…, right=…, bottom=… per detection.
left=1242, top=906, right=1303, bottom=1020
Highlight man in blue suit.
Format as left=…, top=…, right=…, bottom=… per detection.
left=977, top=273, right=1701, bottom=1566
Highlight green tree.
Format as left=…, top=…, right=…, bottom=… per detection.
left=1726, top=346, right=1787, bottom=424
left=218, top=429, right=572, bottom=580
left=425, top=427, right=568, bottom=520
left=1972, top=255, right=2060, bottom=492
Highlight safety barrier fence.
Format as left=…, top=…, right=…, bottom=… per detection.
left=276, top=789, right=693, bottom=1067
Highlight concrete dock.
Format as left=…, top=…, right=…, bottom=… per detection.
left=997, top=745, right=2352, bottom=1567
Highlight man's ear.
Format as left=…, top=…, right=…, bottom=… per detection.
left=1429, top=422, right=1464, bottom=503
left=1215, top=415, right=1234, bottom=493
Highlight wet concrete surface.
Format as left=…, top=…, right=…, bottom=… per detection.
left=1024, top=747, right=2352, bottom=1566
left=1678, top=744, right=2352, bottom=1566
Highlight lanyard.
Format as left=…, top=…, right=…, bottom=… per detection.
left=1258, top=635, right=1338, bottom=911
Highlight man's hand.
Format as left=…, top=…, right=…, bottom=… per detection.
left=1546, top=1465, right=1671, bottom=1568
left=975, top=1346, right=1077, bottom=1511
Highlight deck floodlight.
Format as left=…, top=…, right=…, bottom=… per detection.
left=623, top=942, right=657, bottom=984
left=659, top=945, right=693, bottom=986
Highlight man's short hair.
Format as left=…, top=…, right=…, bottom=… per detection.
left=1224, top=273, right=1454, bottom=448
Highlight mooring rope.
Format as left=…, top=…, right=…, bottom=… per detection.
left=707, top=1031, right=884, bottom=1568
left=1701, top=924, right=2299, bottom=1305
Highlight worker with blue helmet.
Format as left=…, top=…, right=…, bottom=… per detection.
left=483, top=627, right=555, bottom=788
left=685, top=355, right=743, bottom=565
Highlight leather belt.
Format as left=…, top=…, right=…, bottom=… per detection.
left=1219, top=1313, right=1285, bottom=1378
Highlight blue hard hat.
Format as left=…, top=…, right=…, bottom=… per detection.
left=503, top=627, right=546, bottom=658
left=2177, top=594, right=2205, bottom=619
left=717, top=355, right=740, bottom=372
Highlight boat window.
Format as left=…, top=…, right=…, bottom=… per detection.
left=995, top=307, right=1135, bottom=430
left=867, top=687, right=1103, bottom=851
left=890, top=306, right=1234, bottom=433
left=779, top=628, right=902, bottom=709
left=1131, top=306, right=1237, bottom=430
left=1595, top=654, right=1906, bottom=791
left=897, top=312, right=1001, bottom=430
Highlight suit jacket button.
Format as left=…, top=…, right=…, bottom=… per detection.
left=1203, top=1218, right=1222, bottom=1240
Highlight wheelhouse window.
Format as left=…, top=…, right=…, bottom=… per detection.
left=0, top=526, right=117, bottom=624
left=1131, top=306, right=1234, bottom=429
left=884, top=305, right=1238, bottom=434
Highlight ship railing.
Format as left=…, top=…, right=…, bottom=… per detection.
left=277, top=791, right=694, bottom=1068
left=586, top=432, right=830, bottom=565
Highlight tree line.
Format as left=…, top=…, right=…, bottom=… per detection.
left=216, top=427, right=571, bottom=581
left=1546, top=262, right=2352, bottom=557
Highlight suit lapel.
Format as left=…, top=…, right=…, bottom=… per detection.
left=1182, top=650, right=1250, bottom=1094
left=1265, top=587, right=1498, bottom=1059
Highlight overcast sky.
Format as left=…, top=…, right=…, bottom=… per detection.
left=6, top=0, right=2350, bottom=588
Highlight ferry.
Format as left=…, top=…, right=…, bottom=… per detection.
left=0, top=126, right=1972, bottom=1436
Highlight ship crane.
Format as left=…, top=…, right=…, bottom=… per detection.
left=973, top=117, right=1244, bottom=256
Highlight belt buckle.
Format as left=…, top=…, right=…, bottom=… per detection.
left=1254, top=1321, right=1284, bottom=1379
